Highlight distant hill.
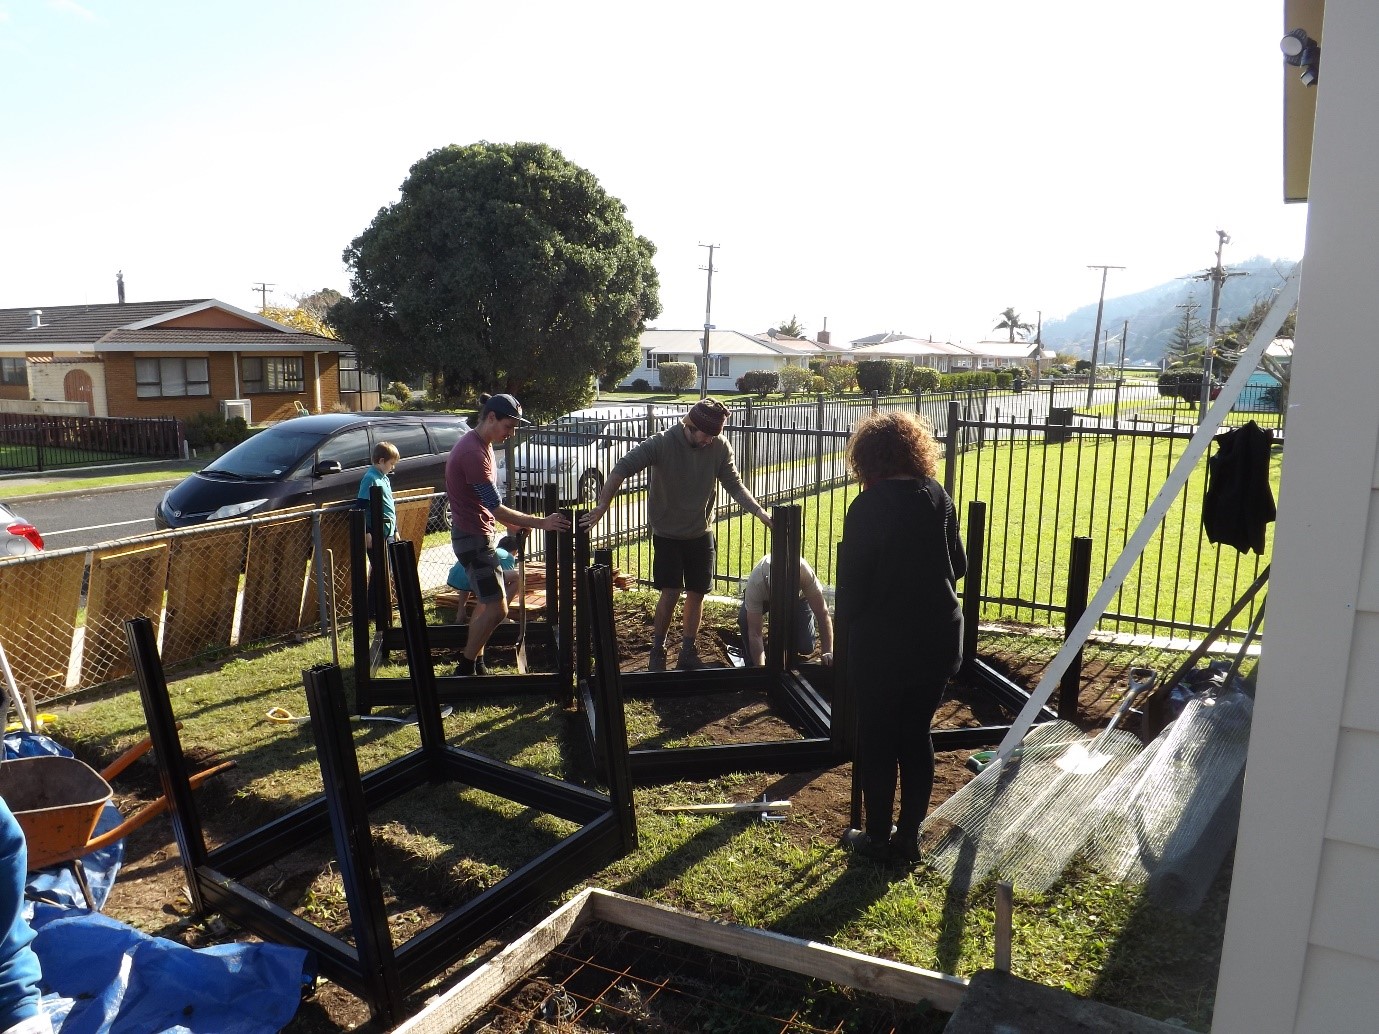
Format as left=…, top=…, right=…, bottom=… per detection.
left=1038, top=256, right=1298, bottom=365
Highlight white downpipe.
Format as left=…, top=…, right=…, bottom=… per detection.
left=995, top=266, right=1302, bottom=761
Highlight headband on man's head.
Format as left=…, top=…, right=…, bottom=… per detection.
left=688, top=399, right=729, bottom=436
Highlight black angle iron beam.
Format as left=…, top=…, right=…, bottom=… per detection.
left=583, top=565, right=638, bottom=852
left=436, top=747, right=611, bottom=823
left=617, top=666, right=767, bottom=697
left=932, top=725, right=1024, bottom=752
left=770, top=676, right=832, bottom=737
left=627, top=739, right=835, bottom=786
left=193, top=866, right=363, bottom=994
left=970, top=659, right=1059, bottom=723
left=394, top=814, right=627, bottom=989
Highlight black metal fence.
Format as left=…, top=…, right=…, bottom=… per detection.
left=0, top=413, right=184, bottom=471
left=570, top=386, right=1276, bottom=640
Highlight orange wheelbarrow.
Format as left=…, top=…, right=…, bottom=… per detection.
left=0, top=730, right=234, bottom=910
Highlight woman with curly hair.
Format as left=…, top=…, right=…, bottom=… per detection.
left=837, top=411, right=966, bottom=864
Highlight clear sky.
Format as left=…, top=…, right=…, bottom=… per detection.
left=0, top=0, right=1306, bottom=346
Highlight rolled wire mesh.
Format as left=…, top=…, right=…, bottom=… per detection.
left=921, top=720, right=1089, bottom=885
left=1082, top=689, right=1253, bottom=896
left=987, top=728, right=1144, bottom=893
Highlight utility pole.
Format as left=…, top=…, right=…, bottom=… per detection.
left=1118, top=318, right=1130, bottom=377
left=1085, top=265, right=1124, bottom=407
left=251, top=282, right=276, bottom=312
left=698, top=243, right=718, bottom=400
left=1189, top=230, right=1247, bottom=421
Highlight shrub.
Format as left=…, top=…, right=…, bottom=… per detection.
left=811, top=375, right=827, bottom=394
left=739, top=369, right=779, bottom=397
left=778, top=365, right=814, bottom=396
left=386, top=380, right=413, bottom=403
left=995, top=370, right=1013, bottom=389
left=1074, top=359, right=1092, bottom=373
left=657, top=362, right=697, bottom=393
left=938, top=370, right=998, bottom=392
left=820, top=361, right=857, bottom=394
left=1158, top=368, right=1209, bottom=404
left=185, top=412, right=251, bottom=451
left=855, top=359, right=893, bottom=394
left=910, top=367, right=941, bottom=393
left=631, top=378, right=651, bottom=391
left=1261, top=385, right=1282, bottom=410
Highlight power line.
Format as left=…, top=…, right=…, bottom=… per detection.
left=1085, top=265, right=1124, bottom=407
left=698, top=243, right=718, bottom=401
left=251, top=282, right=276, bottom=312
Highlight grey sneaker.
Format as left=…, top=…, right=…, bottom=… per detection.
left=676, top=643, right=703, bottom=670
left=647, top=645, right=667, bottom=672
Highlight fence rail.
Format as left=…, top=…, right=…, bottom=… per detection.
left=0, top=412, right=184, bottom=471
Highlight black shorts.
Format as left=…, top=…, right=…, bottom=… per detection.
left=652, top=533, right=714, bottom=594
left=452, top=532, right=505, bottom=604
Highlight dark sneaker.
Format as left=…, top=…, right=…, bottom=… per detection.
left=647, top=645, right=667, bottom=673
left=676, top=643, right=704, bottom=670
left=889, top=834, right=923, bottom=866
left=454, top=655, right=491, bottom=677
left=839, top=828, right=889, bottom=861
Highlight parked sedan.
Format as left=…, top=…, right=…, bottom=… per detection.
left=155, top=412, right=468, bottom=530
left=1, top=502, right=44, bottom=556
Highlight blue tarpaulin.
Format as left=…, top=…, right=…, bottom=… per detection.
left=31, top=905, right=313, bottom=1034
left=3, top=733, right=313, bottom=1032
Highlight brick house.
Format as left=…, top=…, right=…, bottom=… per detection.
left=0, top=298, right=376, bottom=423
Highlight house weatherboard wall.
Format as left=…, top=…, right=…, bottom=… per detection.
left=620, top=328, right=839, bottom=392
left=0, top=298, right=358, bottom=423
left=1212, top=1, right=1379, bottom=1031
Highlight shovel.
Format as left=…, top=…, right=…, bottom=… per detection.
left=1055, top=666, right=1157, bottom=774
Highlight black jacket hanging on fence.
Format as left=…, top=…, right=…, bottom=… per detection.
left=1203, top=420, right=1276, bottom=555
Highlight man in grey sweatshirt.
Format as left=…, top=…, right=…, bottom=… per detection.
left=580, top=398, right=771, bottom=671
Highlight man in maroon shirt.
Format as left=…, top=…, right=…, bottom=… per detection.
left=446, top=394, right=571, bottom=675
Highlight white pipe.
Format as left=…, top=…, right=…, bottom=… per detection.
left=0, top=641, right=33, bottom=733
left=995, top=267, right=1302, bottom=761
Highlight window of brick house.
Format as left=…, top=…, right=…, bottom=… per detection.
left=135, top=357, right=210, bottom=398
left=1, top=358, right=26, bottom=387
left=242, top=356, right=305, bottom=393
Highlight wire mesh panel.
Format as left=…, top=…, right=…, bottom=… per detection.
left=79, top=542, right=169, bottom=687
left=0, top=550, right=84, bottom=702
left=240, top=513, right=315, bottom=642
left=162, top=524, right=249, bottom=665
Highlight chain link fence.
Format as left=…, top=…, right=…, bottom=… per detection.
left=0, top=491, right=460, bottom=707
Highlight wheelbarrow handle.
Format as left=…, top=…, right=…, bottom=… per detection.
left=99, top=722, right=185, bottom=782
left=80, top=759, right=237, bottom=857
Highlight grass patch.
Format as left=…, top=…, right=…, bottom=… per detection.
left=0, top=460, right=202, bottom=499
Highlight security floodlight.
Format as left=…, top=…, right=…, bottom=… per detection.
left=1280, top=28, right=1320, bottom=86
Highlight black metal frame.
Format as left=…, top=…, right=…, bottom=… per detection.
left=123, top=539, right=637, bottom=1025
left=352, top=484, right=580, bottom=711
left=582, top=505, right=845, bottom=786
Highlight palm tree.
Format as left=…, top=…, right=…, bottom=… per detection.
left=993, top=307, right=1033, bottom=342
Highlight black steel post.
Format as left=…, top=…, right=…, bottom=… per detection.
left=962, top=500, right=986, bottom=674
left=1060, top=536, right=1094, bottom=720
left=388, top=540, right=449, bottom=759
left=369, top=484, right=390, bottom=641
left=558, top=509, right=576, bottom=706
left=574, top=512, right=592, bottom=686
left=124, top=617, right=209, bottom=911
left=944, top=400, right=961, bottom=496
left=304, top=663, right=403, bottom=1024
left=349, top=509, right=373, bottom=714
left=585, top=565, right=639, bottom=852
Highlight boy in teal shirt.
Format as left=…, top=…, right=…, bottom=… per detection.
left=358, top=441, right=400, bottom=546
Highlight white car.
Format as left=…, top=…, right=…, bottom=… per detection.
left=495, top=404, right=687, bottom=505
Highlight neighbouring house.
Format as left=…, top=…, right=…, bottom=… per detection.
left=618, top=328, right=838, bottom=393
left=849, top=332, right=972, bottom=372
left=0, top=298, right=380, bottom=423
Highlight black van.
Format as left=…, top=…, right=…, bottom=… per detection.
left=155, top=412, right=467, bottom=530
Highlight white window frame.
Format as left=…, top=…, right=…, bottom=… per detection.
left=706, top=355, right=730, bottom=378
left=242, top=356, right=305, bottom=394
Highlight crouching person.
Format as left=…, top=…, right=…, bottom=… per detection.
left=737, top=554, right=834, bottom=668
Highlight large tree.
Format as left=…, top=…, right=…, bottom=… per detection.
left=328, top=142, right=661, bottom=419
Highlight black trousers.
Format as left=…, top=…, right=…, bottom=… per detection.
left=855, top=667, right=949, bottom=842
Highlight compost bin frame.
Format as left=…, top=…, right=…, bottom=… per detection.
left=123, top=541, right=638, bottom=1026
